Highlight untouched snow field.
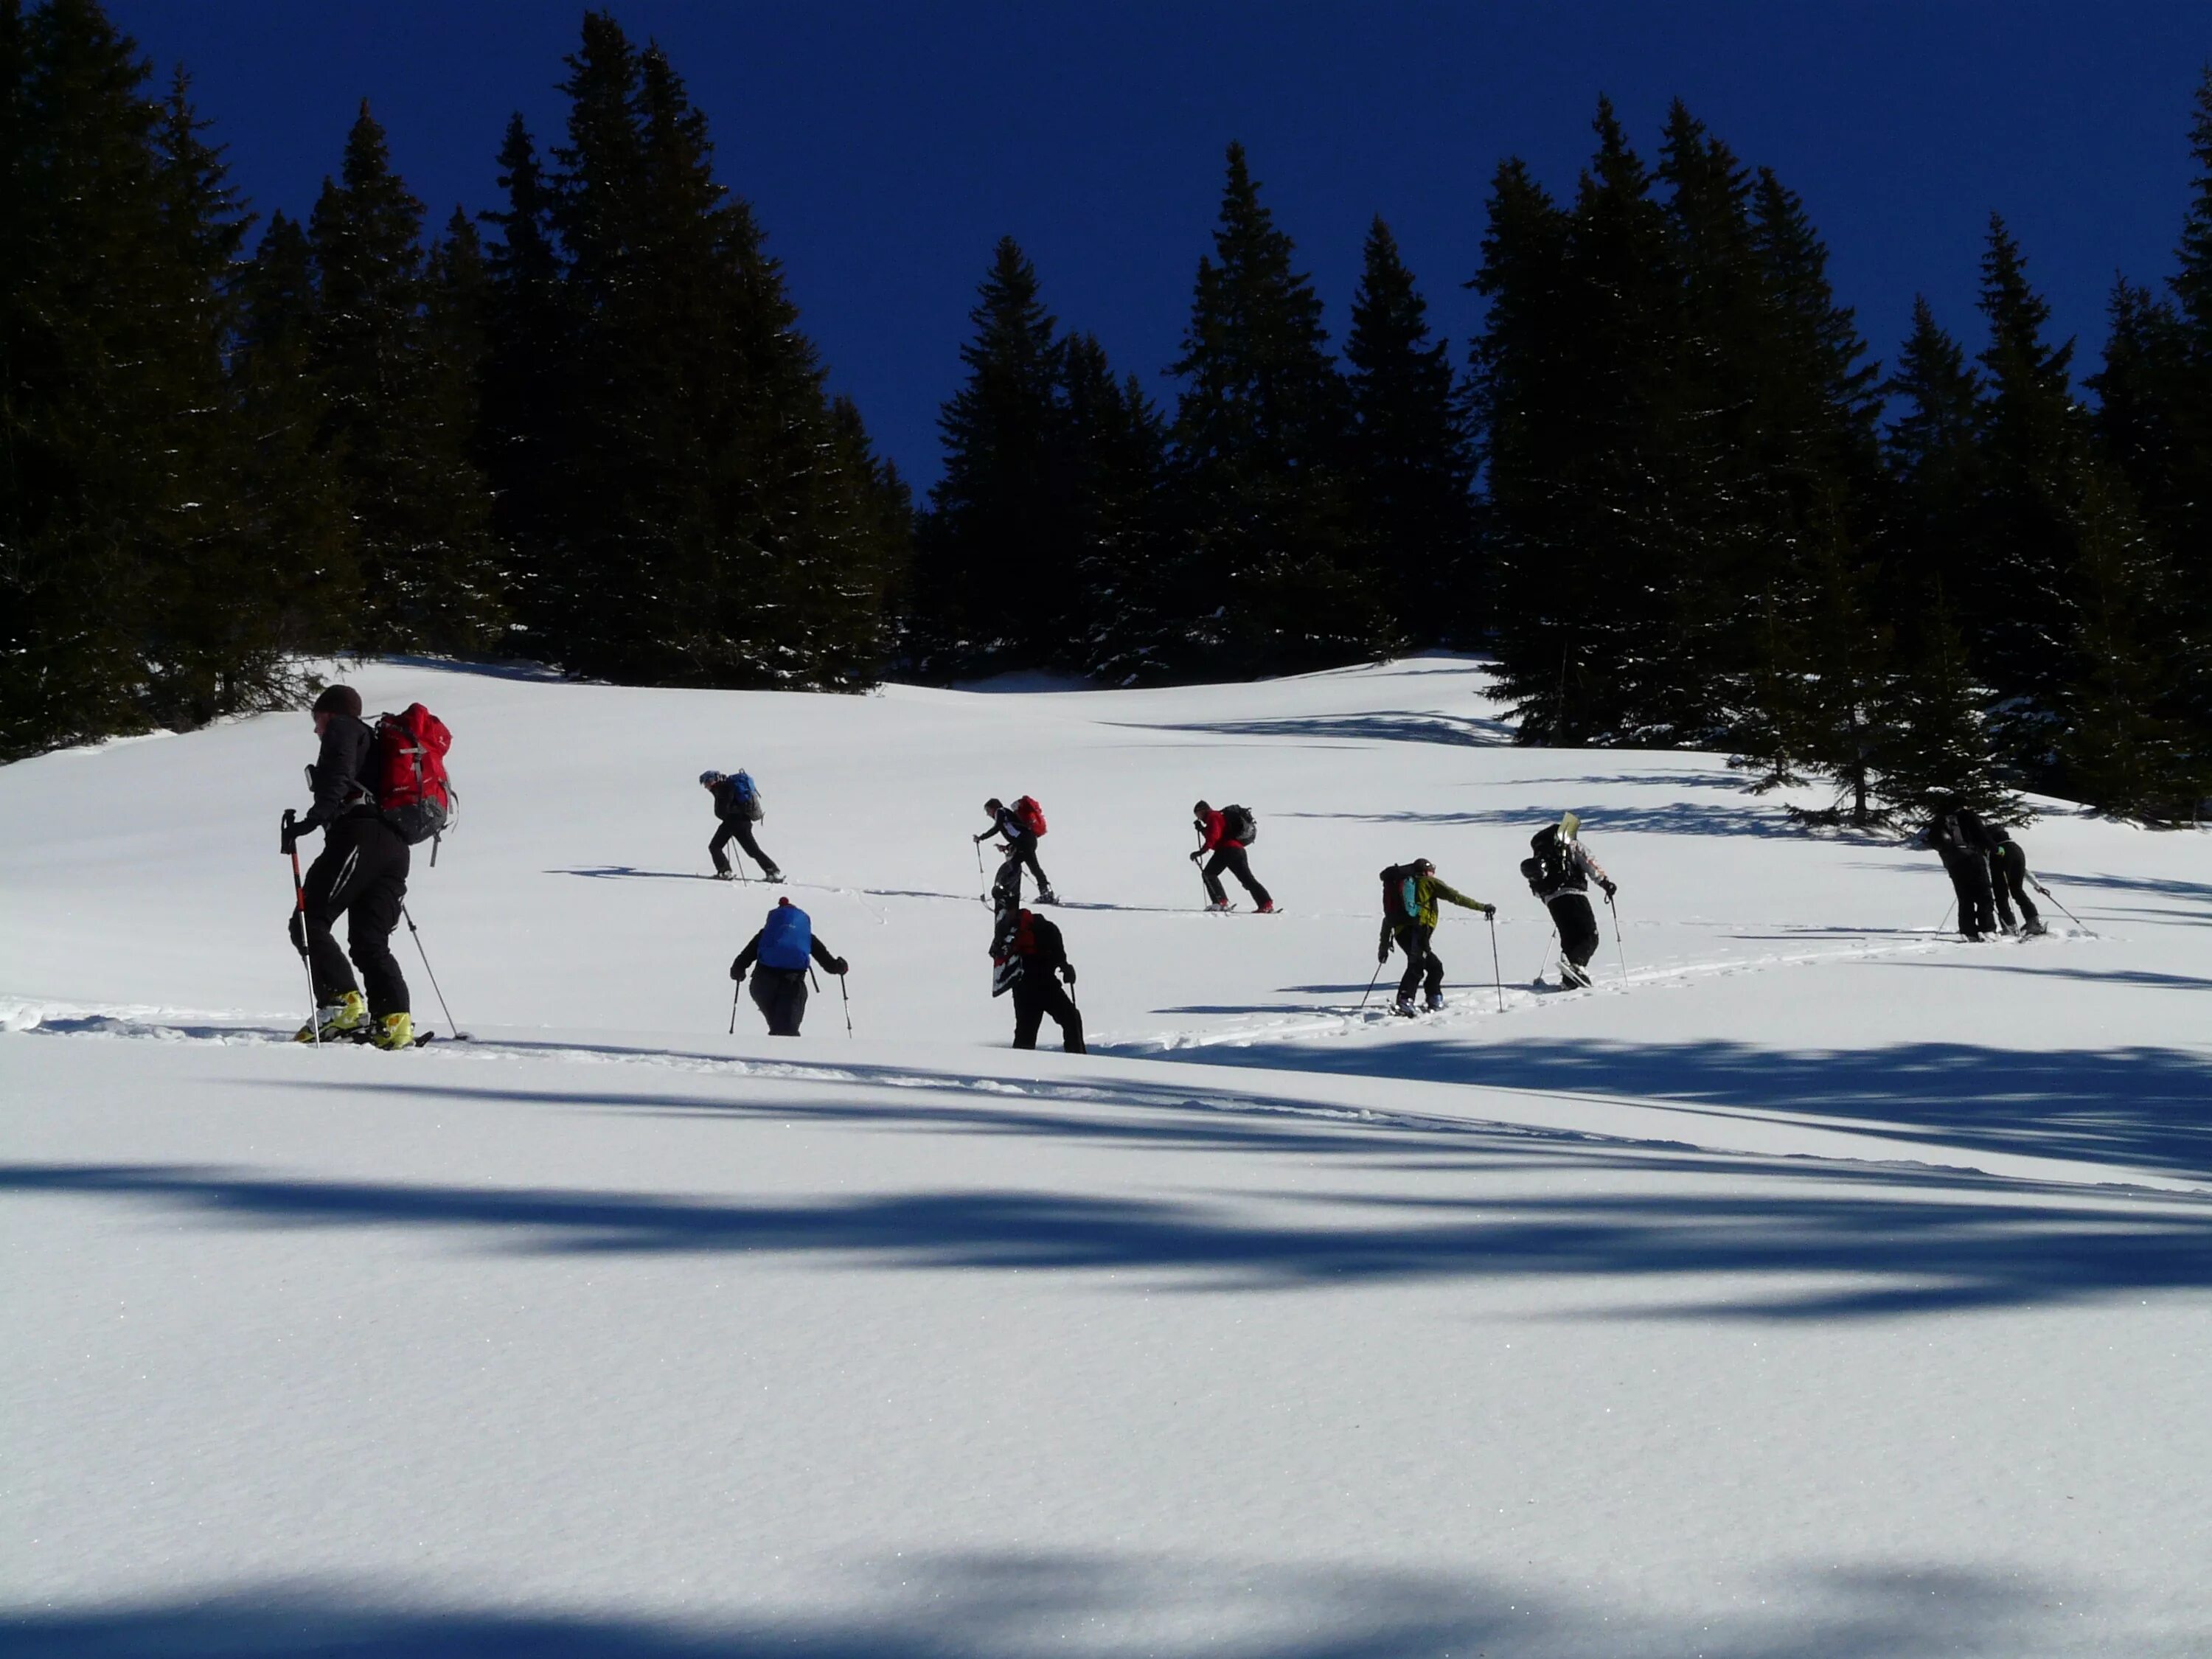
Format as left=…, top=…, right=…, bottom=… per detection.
left=4, top=655, right=2210, bottom=1656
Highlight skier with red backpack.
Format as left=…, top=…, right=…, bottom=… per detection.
left=728, top=897, right=846, bottom=1036
left=282, top=685, right=452, bottom=1048
left=975, top=795, right=1056, bottom=905
left=1377, top=858, right=1496, bottom=1015
left=1189, top=801, right=1273, bottom=912
left=990, top=883, right=1083, bottom=1052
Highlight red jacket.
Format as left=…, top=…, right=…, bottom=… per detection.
left=1195, top=809, right=1242, bottom=853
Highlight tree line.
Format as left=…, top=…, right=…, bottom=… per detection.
left=4, top=0, right=2207, bottom=822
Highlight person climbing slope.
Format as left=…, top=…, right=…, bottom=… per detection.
left=1377, top=858, right=1495, bottom=1015
left=990, top=888, right=1085, bottom=1053
left=1190, top=800, right=1274, bottom=912
left=975, top=795, right=1055, bottom=905
left=1520, top=813, right=1615, bottom=989
left=1922, top=799, right=1999, bottom=942
left=729, top=897, right=846, bottom=1036
left=700, top=769, right=782, bottom=883
left=1984, top=822, right=2045, bottom=938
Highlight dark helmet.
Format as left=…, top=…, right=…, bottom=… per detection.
left=699, top=770, right=723, bottom=787
left=311, top=684, right=362, bottom=720
left=1193, top=800, right=1211, bottom=815
left=984, top=797, right=1004, bottom=814
left=1413, top=858, right=1436, bottom=874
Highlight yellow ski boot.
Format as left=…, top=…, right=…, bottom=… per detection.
left=295, top=990, right=367, bottom=1043
left=369, top=1010, right=415, bottom=1051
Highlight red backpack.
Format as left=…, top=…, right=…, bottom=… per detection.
left=1012, top=795, right=1048, bottom=837
left=373, top=703, right=454, bottom=854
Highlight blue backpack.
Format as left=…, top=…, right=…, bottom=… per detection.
left=757, top=904, right=811, bottom=970
left=730, top=770, right=763, bottom=821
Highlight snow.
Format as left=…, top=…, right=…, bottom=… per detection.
left=4, top=654, right=2209, bottom=1655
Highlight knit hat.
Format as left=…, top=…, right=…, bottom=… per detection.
left=311, top=684, right=362, bottom=720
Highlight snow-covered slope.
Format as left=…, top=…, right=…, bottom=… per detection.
left=4, top=657, right=2209, bottom=1655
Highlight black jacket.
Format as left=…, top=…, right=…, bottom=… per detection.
left=1013, top=912, right=1070, bottom=974
left=300, top=713, right=377, bottom=832
left=1927, top=804, right=2000, bottom=854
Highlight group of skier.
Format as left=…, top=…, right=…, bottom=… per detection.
left=279, top=681, right=2060, bottom=1051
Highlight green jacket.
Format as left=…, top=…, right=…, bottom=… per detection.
left=1381, top=874, right=1492, bottom=953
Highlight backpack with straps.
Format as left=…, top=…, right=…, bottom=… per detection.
left=1379, top=863, right=1420, bottom=924
left=1222, top=804, right=1257, bottom=844
left=372, top=704, right=454, bottom=852
left=1528, top=824, right=1576, bottom=892
left=730, top=769, right=764, bottom=822
left=1012, top=795, right=1048, bottom=837
left=757, top=904, right=812, bottom=971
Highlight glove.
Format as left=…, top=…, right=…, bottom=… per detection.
left=1481, top=902, right=1497, bottom=917
left=280, top=810, right=298, bottom=855
left=830, top=957, right=849, bottom=976
left=1189, top=849, right=1202, bottom=863
left=1060, top=963, right=1077, bottom=985
left=729, top=956, right=746, bottom=981
left=1601, top=880, right=1618, bottom=900
left=1377, top=942, right=1391, bottom=965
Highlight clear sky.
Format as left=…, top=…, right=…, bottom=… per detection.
left=110, top=1, right=2212, bottom=492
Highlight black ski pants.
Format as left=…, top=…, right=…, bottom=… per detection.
left=1990, top=842, right=2040, bottom=931
left=1200, top=844, right=1271, bottom=908
left=1392, top=922, right=1444, bottom=1001
left=1938, top=848, right=1997, bottom=938
left=750, top=967, right=809, bottom=1036
left=1012, top=973, right=1084, bottom=1052
left=291, top=814, right=410, bottom=1015
left=995, top=838, right=1050, bottom=901
left=1547, top=892, right=1600, bottom=970
left=711, top=816, right=778, bottom=878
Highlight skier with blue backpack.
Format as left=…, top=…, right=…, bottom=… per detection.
left=1377, top=858, right=1496, bottom=1015
left=700, top=769, right=782, bottom=883
left=729, top=897, right=846, bottom=1036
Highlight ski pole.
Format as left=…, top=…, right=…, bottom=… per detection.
left=973, top=838, right=987, bottom=903
left=1606, top=891, right=1627, bottom=985
left=1486, top=910, right=1504, bottom=1012
left=283, top=812, right=320, bottom=1047
left=1357, top=956, right=1385, bottom=1012
left=1936, top=900, right=1955, bottom=936
left=729, top=980, right=740, bottom=1034
left=839, top=971, right=852, bottom=1037
left=2030, top=877, right=2085, bottom=930
left=398, top=901, right=462, bottom=1038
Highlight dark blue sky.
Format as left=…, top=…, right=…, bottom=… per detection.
left=113, top=1, right=2212, bottom=490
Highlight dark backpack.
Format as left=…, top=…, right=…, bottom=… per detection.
left=1222, top=804, right=1257, bottom=844
left=1528, top=824, right=1573, bottom=891
left=1379, top=863, right=1421, bottom=924
left=757, top=905, right=812, bottom=971
left=372, top=704, right=453, bottom=852
left=730, top=770, right=764, bottom=822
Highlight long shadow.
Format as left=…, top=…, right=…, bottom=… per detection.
left=549, top=866, right=720, bottom=882
left=1279, top=802, right=1801, bottom=840
left=1107, top=711, right=1514, bottom=748
left=1159, top=1036, right=2212, bottom=1184
left=1897, top=962, right=2212, bottom=993
left=0, top=1555, right=2097, bottom=1658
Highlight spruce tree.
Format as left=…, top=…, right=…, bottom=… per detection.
left=1342, top=217, right=1476, bottom=644
left=1876, top=600, right=2021, bottom=826
left=916, top=237, right=1067, bottom=672
left=1166, top=143, right=1385, bottom=678
left=307, top=102, right=504, bottom=654
left=1880, top=296, right=1986, bottom=637
left=1059, top=334, right=1170, bottom=683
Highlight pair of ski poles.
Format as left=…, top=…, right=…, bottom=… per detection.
left=1357, top=911, right=1515, bottom=1015
left=282, top=812, right=463, bottom=1040
left=728, top=967, right=854, bottom=1037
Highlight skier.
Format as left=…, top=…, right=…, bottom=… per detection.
left=975, top=796, right=1055, bottom=905
left=1377, top=858, right=1496, bottom=1015
left=284, top=684, right=414, bottom=1048
left=728, top=897, right=846, bottom=1037
left=700, top=770, right=782, bottom=883
left=1985, top=823, right=2046, bottom=937
left=1520, top=814, right=1615, bottom=989
left=991, top=895, right=1085, bottom=1053
left=1189, top=800, right=1274, bottom=912
left=1923, top=800, right=1999, bottom=942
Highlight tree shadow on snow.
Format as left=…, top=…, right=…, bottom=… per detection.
left=1106, top=711, right=1514, bottom=748
left=10, top=1040, right=2212, bottom=1317
left=549, top=866, right=723, bottom=882
left=0, top=1555, right=2109, bottom=1659
left=1280, top=802, right=1804, bottom=840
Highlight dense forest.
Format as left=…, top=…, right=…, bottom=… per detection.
left=4, top=0, right=2208, bottom=821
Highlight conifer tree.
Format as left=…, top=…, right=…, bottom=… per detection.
left=1342, top=217, right=1475, bottom=643
left=916, top=237, right=1067, bottom=672
left=1059, top=334, right=1170, bottom=683
left=307, top=102, right=504, bottom=653
left=1880, top=296, right=1986, bottom=635
left=1876, top=600, right=2021, bottom=825
left=1166, top=143, right=1385, bottom=678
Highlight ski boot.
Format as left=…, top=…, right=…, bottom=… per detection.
left=2022, top=918, right=2048, bottom=937
left=1393, top=993, right=1418, bottom=1018
left=1255, top=900, right=1277, bottom=914
left=712, top=869, right=737, bottom=882
left=1426, top=990, right=1446, bottom=1012
left=1036, top=887, right=1059, bottom=905
left=369, top=1011, right=415, bottom=1051
left=763, top=867, right=785, bottom=883
left=1204, top=900, right=1232, bottom=913
left=296, top=990, right=367, bottom=1043
left=1560, top=961, right=1592, bottom=990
